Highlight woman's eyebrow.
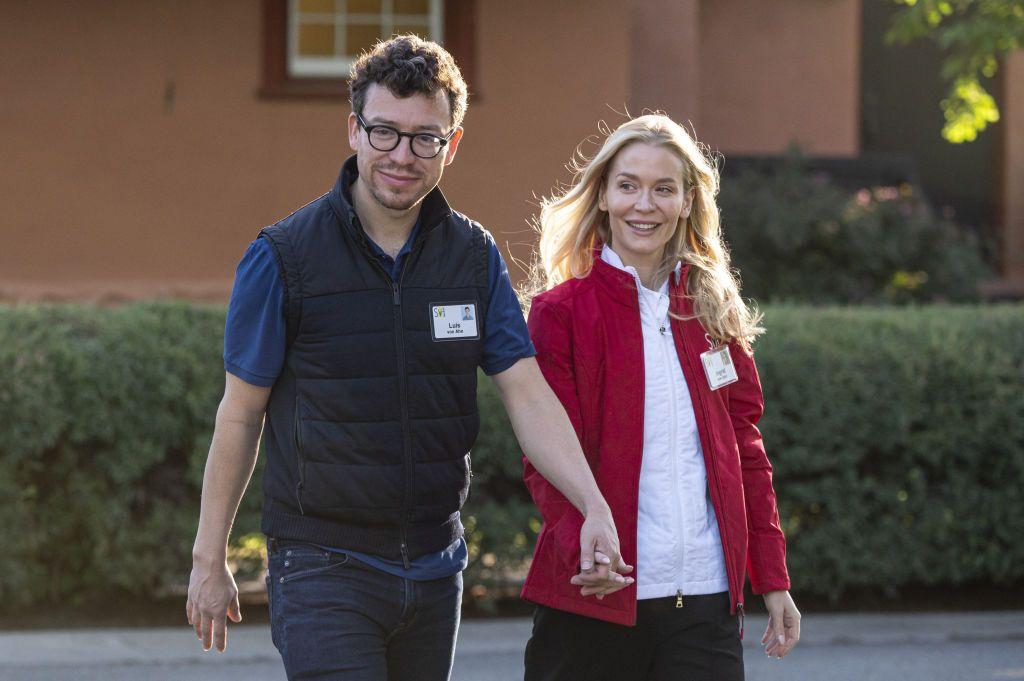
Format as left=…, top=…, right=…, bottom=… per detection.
left=614, top=171, right=680, bottom=184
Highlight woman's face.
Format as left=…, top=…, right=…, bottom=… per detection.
left=599, top=142, right=692, bottom=270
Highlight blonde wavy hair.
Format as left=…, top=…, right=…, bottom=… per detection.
left=528, top=114, right=763, bottom=350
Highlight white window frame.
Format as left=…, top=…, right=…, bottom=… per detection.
left=288, top=0, right=444, bottom=78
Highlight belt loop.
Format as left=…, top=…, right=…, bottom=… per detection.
left=268, top=537, right=278, bottom=555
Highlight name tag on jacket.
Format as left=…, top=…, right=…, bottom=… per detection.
left=430, top=303, right=480, bottom=341
left=701, top=345, right=739, bottom=390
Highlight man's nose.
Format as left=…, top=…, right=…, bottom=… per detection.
left=388, top=136, right=417, bottom=165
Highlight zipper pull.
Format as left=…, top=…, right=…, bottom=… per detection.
left=737, top=602, right=745, bottom=639
left=675, top=590, right=684, bottom=608
left=392, top=282, right=400, bottom=305
left=400, top=541, right=410, bottom=569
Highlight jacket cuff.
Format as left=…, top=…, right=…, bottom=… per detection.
left=749, top=576, right=792, bottom=595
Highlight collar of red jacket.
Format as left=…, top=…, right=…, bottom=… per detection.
left=589, top=242, right=694, bottom=314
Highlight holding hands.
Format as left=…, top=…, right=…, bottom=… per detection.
left=572, top=504, right=635, bottom=599
left=570, top=550, right=634, bottom=598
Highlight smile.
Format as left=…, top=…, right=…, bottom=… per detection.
left=627, top=221, right=660, bottom=232
left=378, top=170, right=421, bottom=185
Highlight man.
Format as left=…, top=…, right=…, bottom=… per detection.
left=186, top=35, right=630, bottom=680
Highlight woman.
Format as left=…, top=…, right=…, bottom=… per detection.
left=521, top=115, right=800, bottom=681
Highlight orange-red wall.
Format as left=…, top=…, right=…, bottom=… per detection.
left=1002, top=51, right=1024, bottom=289
left=698, top=0, right=861, bottom=155
left=1, top=0, right=864, bottom=300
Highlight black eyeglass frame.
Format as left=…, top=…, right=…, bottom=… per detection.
left=356, top=113, right=456, bottom=159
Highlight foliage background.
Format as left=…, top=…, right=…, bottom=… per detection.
left=717, top=153, right=991, bottom=304
left=1, top=301, right=1021, bottom=610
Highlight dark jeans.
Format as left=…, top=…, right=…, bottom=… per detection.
left=266, top=539, right=462, bottom=681
left=524, top=592, right=743, bottom=681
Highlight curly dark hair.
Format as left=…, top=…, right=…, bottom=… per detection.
left=348, top=35, right=468, bottom=130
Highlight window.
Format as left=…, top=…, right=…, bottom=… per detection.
left=261, top=0, right=476, bottom=100
left=291, top=0, right=443, bottom=77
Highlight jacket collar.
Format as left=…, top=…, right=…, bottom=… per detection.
left=589, top=243, right=690, bottom=309
left=599, top=244, right=683, bottom=296
left=327, top=155, right=454, bottom=247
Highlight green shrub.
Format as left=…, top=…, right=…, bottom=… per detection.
left=758, top=305, right=1024, bottom=598
left=719, top=153, right=991, bottom=304
left=1, top=302, right=1021, bottom=609
left=0, top=303, right=260, bottom=606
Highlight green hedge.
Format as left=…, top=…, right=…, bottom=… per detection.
left=718, top=153, right=992, bottom=304
left=1, top=302, right=1022, bottom=609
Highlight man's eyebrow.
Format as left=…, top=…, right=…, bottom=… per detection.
left=366, top=117, right=445, bottom=134
left=614, top=172, right=680, bottom=185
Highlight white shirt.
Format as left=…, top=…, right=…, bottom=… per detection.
left=601, top=245, right=729, bottom=599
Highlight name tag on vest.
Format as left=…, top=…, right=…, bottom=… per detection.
left=430, top=302, right=480, bottom=341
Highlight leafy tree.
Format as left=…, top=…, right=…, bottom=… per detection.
left=886, top=0, right=1024, bottom=143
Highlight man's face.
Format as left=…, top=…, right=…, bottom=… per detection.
left=347, top=83, right=463, bottom=212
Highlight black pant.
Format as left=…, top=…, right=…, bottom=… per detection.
left=524, top=592, right=743, bottom=681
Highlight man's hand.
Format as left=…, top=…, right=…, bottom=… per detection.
left=570, top=550, right=634, bottom=599
left=186, top=374, right=268, bottom=652
left=571, top=505, right=634, bottom=599
left=762, top=590, right=801, bottom=659
left=186, top=557, right=243, bottom=652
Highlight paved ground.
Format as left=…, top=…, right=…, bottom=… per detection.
left=1, top=612, right=1022, bottom=680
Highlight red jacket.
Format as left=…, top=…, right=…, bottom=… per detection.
left=520, top=255, right=790, bottom=626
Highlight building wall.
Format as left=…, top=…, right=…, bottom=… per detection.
left=0, top=0, right=634, bottom=299
left=1002, top=51, right=1024, bottom=290
left=698, top=0, right=861, bottom=155
left=442, top=0, right=631, bottom=278
left=1, top=0, right=864, bottom=300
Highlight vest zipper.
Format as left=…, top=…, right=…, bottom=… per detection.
left=392, top=278, right=413, bottom=569
left=393, top=240, right=428, bottom=571
left=293, top=395, right=306, bottom=515
left=350, top=210, right=438, bottom=570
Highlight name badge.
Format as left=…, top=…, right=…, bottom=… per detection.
left=700, top=344, right=738, bottom=390
left=430, top=302, right=480, bottom=341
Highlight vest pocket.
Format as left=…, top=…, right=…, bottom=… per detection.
left=294, top=396, right=306, bottom=514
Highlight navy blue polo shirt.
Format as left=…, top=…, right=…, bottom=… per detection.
left=224, top=220, right=535, bottom=579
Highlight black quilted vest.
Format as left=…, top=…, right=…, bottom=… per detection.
left=258, top=156, right=488, bottom=564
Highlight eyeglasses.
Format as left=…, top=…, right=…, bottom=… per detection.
left=356, top=113, right=456, bottom=159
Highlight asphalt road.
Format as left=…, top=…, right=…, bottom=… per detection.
left=2, top=612, right=1023, bottom=681
left=4, top=640, right=1024, bottom=681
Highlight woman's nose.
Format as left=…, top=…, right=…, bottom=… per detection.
left=635, top=191, right=655, bottom=211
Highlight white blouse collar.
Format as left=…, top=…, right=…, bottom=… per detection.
left=600, top=244, right=681, bottom=295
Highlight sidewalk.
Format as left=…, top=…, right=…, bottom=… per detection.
left=2, top=611, right=1023, bottom=668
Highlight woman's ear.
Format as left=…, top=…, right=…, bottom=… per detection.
left=681, top=186, right=696, bottom=218
left=598, top=185, right=607, bottom=212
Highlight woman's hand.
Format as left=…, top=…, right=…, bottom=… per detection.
left=569, top=550, right=634, bottom=598
left=762, top=590, right=801, bottom=659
